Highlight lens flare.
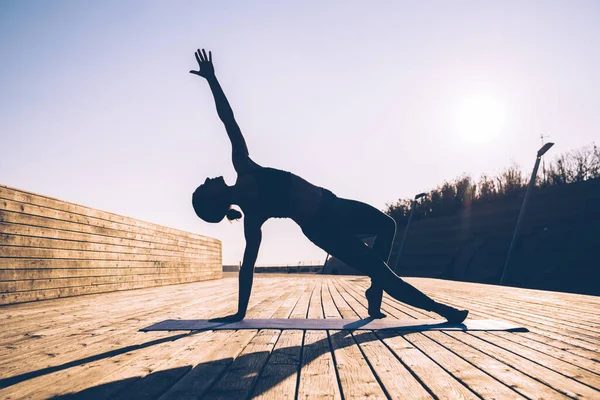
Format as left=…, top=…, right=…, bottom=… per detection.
left=456, top=93, right=506, bottom=144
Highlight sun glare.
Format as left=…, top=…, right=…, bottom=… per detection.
left=455, top=93, right=506, bottom=144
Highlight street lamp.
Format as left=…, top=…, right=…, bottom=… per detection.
left=500, top=142, right=555, bottom=285
left=393, top=192, right=427, bottom=272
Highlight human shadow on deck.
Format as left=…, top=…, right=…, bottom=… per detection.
left=0, top=333, right=189, bottom=389
left=44, top=329, right=418, bottom=399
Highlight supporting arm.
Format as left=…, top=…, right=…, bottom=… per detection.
left=209, top=218, right=262, bottom=322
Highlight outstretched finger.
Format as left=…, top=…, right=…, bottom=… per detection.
left=209, top=50, right=212, bottom=62
left=202, top=49, right=209, bottom=62
left=195, top=51, right=201, bottom=65
left=198, top=49, right=206, bottom=62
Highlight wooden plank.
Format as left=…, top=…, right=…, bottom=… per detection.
left=0, top=274, right=221, bottom=305
left=0, top=266, right=213, bottom=281
left=0, top=258, right=220, bottom=271
left=0, top=245, right=218, bottom=262
left=0, top=272, right=219, bottom=293
left=0, top=221, right=215, bottom=258
left=296, top=329, right=342, bottom=400
left=289, top=281, right=315, bottom=319
left=1, top=233, right=215, bottom=259
left=306, top=279, right=323, bottom=320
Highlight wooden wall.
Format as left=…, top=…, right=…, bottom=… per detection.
left=0, top=185, right=222, bottom=305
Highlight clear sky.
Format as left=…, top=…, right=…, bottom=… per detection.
left=1, top=1, right=599, bottom=265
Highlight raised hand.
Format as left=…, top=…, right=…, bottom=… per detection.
left=190, top=48, right=215, bottom=79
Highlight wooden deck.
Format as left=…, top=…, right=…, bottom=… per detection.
left=1, top=275, right=599, bottom=399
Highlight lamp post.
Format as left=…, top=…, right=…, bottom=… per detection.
left=393, top=192, right=426, bottom=272
left=500, top=142, right=554, bottom=285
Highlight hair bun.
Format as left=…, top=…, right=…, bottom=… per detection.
left=226, top=208, right=243, bottom=221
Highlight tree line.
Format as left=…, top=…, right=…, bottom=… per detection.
left=385, top=143, right=600, bottom=224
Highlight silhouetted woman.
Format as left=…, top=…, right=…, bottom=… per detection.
left=190, top=49, right=468, bottom=323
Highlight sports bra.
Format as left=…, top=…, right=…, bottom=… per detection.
left=247, top=166, right=293, bottom=218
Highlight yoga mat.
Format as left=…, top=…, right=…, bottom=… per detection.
left=141, top=318, right=527, bottom=332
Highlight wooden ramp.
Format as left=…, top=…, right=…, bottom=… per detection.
left=1, top=275, right=599, bottom=399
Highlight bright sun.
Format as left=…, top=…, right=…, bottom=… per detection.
left=456, top=93, right=506, bottom=144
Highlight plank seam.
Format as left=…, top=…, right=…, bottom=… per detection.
left=0, top=276, right=220, bottom=305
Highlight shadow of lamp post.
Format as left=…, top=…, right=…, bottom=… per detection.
left=393, top=192, right=427, bottom=273
left=500, top=142, right=555, bottom=285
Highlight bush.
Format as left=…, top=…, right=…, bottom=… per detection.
left=386, top=143, right=599, bottom=223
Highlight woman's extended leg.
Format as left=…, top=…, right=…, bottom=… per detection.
left=302, top=198, right=468, bottom=323
left=330, top=198, right=397, bottom=317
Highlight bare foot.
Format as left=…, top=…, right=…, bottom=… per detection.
left=445, top=308, right=469, bottom=324
left=365, top=287, right=386, bottom=319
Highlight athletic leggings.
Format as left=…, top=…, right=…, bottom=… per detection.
left=301, top=189, right=438, bottom=312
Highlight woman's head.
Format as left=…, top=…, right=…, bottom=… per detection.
left=192, top=177, right=242, bottom=223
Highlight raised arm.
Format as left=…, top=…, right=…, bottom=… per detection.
left=190, top=49, right=252, bottom=173
left=209, top=218, right=262, bottom=322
